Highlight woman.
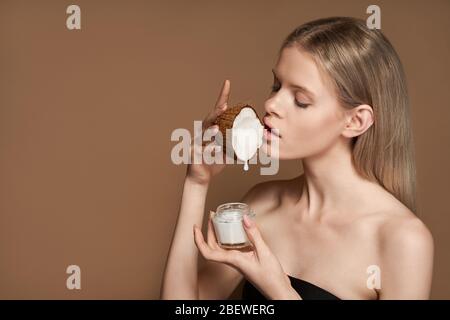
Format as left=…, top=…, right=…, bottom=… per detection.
left=160, top=17, right=434, bottom=300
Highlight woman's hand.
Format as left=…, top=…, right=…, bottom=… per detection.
left=186, top=80, right=231, bottom=186
left=193, top=212, right=301, bottom=300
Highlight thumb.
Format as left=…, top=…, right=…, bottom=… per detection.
left=242, top=214, right=267, bottom=254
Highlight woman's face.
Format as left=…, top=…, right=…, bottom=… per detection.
left=261, top=46, right=349, bottom=160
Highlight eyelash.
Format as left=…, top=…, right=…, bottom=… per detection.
left=270, top=83, right=311, bottom=109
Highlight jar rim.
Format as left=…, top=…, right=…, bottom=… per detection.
left=213, top=202, right=255, bottom=223
left=216, top=202, right=248, bottom=211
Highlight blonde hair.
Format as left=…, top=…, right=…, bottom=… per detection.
left=281, top=17, right=417, bottom=213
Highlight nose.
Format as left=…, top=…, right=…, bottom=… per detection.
left=264, top=95, right=282, bottom=118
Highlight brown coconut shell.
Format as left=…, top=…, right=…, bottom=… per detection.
left=213, top=103, right=263, bottom=160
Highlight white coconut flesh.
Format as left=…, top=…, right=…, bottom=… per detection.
left=231, top=107, right=264, bottom=171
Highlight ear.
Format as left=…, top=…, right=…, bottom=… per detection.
left=342, top=104, right=374, bottom=138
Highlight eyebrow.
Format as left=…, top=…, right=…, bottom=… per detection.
left=272, top=69, right=315, bottom=100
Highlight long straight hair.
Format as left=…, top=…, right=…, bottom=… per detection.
left=281, top=17, right=417, bottom=213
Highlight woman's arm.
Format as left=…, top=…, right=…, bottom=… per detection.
left=160, top=80, right=237, bottom=299
left=160, top=176, right=210, bottom=299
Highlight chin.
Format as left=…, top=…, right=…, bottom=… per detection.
left=261, top=140, right=309, bottom=160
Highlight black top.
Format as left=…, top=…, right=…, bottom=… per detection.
left=242, top=275, right=340, bottom=300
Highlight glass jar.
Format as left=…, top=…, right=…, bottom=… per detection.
left=212, top=202, right=255, bottom=249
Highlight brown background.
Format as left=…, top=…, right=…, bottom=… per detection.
left=0, top=0, right=449, bottom=299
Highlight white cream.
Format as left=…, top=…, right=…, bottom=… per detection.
left=213, top=211, right=248, bottom=247
left=212, top=205, right=255, bottom=249
left=231, top=108, right=264, bottom=171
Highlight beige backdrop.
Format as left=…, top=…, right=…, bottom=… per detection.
left=0, top=0, right=449, bottom=299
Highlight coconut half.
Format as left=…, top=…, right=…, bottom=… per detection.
left=214, top=104, right=264, bottom=171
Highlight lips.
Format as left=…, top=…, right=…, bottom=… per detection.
left=263, top=116, right=281, bottom=139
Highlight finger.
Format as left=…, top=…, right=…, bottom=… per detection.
left=204, top=80, right=230, bottom=126
left=214, top=79, right=231, bottom=110
left=194, top=225, right=224, bottom=262
left=194, top=225, right=236, bottom=265
left=190, top=125, right=218, bottom=159
left=207, top=211, right=219, bottom=249
left=193, top=225, right=213, bottom=259
left=242, top=215, right=268, bottom=256
left=203, top=107, right=227, bottom=130
left=202, top=129, right=228, bottom=163
left=202, top=125, right=220, bottom=146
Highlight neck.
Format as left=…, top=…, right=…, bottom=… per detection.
left=298, top=139, right=380, bottom=219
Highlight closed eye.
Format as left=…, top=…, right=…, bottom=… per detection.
left=271, top=81, right=310, bottom=109
left=294, top=100, right=310, bottom=108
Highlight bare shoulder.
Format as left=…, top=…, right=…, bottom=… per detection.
left=240, top=175, right=302, bottom=217
left=374, top=207, right=434, bottom=298
left=348, top=202, right=434, bottom=298
left=348, top=190, right=434, bottom=254
left=353, top=200, right=435, bottom=277
left=344, top=194, right=434, bottom=274
left=378, top=209, right=434, bottom=257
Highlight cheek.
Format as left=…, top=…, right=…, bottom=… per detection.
left=283, top=108, right=344, bottom=157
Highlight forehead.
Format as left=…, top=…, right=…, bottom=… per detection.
left=275, top=46, right=331, bottom=96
